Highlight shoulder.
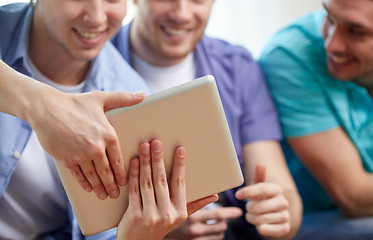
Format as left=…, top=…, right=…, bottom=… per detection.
left=0, top=3, right=30, bottom=33
left=260, top=11, right=326, bottom=63
left=0, top=3, right=31, bottom=58
left=197, top=36, right=262, bottom=86
left=91, top=42, right=150, bottom=93
left=199, top=36, right=255, bottom=64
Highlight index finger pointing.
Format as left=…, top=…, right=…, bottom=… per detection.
left=189, top=207, right=243, bottom=223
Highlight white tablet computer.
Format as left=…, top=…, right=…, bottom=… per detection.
left=54, top=75, right=243, bottom=236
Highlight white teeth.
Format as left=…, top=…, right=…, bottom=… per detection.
left=77, top=30, right=100, bottom=39
left=331, top=55, right=350, bottom=64
left=165, top=28, right=187, bottom=36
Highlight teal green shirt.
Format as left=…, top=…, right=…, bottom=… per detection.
left=260, top=11, right=373, bottom=213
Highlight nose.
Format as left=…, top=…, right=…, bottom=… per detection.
left=324, top=25, right=347, bottom=54
left=82, top=0, right=107, bottom=26
left=168, top=0, right=193, bottom=23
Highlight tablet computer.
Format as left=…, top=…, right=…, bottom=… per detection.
left=54, top=75, right=243, bottom=236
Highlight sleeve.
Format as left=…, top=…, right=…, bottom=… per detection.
left=237, top=53, right=283, bottom=143
left=84, top=228, right=117, bottom=240
left=259, top=46, right=340, bottom=137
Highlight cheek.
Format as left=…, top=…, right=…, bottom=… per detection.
left=108, top=2, right=128, bottom=26
left=321, top=20, right=329, bottom=40
left=110, top=11, right=127, bottom=27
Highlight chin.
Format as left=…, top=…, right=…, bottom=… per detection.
left=72, top=50, right=101, bottom=61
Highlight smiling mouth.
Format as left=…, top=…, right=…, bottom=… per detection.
left=75, top=29, right=102, bottom=39
left=163, top=27, right=188, bottom=37
left=329, top=54, right=354, bottom=65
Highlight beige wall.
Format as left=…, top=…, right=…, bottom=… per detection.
left=206, top=0, right=324, bottom=57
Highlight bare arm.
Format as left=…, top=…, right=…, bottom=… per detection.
left=0, top=60, right=146, bottom=200
left=238, top=140, right=302, bottom=240
left=288, top=127, right=373, bottom=217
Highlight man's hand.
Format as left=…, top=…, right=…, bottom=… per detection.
left=117, top=140, right=218, bottom=240
left=28, top=88, right=145, bottom=200
left=165, top=206, right=242, bottom=240
left=236, top=164, right=291, bottom=239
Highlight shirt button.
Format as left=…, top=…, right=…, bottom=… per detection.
left=13, top=151, right=21, bottom=159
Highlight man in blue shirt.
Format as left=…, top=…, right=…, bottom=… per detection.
left=112, top=0, right=302, bottom=239
left=0, top=1, right=216, bottom=239
left=260, top=0, right=373, bottom=239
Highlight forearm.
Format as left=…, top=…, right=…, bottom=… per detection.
left=288, top=129, right=373, bottom=218
left=336, top=172, right=373, bottom=217
left=0, top=60, right=52, bottom=121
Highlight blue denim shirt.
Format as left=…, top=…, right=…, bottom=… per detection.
left=0, top=3, right=149, bottom=239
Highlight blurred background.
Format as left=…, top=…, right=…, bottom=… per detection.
left=1, top=0, right=323, bottom=57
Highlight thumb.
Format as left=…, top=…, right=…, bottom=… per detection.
left=254, top=163, right=267, bottom=184
left=100, top=91, right=146, bottom=111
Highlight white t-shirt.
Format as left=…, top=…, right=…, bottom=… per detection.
left=0, top=56, right=86, bottom=239
left=131, top=52, right=196, bottom=93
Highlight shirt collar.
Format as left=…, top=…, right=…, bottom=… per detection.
left=4, top=4, right=33, bottom=70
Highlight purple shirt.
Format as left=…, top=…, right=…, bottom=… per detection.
left=112, top=25, right=282, bottom=164
left=112, top=25, right=282, bottom=220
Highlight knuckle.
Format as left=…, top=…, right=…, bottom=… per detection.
left=129, top=184, right=139, bottom=195
left=104, top=130, right=117, bottom=145
left=143, top=178, right=153, bottom=190
left=132, top=212, right=143, bottom=224
left=214, top=210, right=225, bottom=221
left=274, top=224, right=291, bottom=238
left=248, top=203, right=261, bottom=215
left=84, top=169, right=96, bottom=178
left=161, top=211, right=175, bottom=225
left=280, top=211, right=290, bottom=223
left=111, top=158, right=122, bottom=167
left=144, top=214, right=158, bottom=227
left=219, top=221, right=228, bottom=231
left=156, top=174, right=168, bottom=187
left=97, top=165, right=112, bottom=176
left=178, top=211, right=188, bottom=223
left=175, top=177, right=185, bottom=187
left=246, top=213, right=258, bottom=225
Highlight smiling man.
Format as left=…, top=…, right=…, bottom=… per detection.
left=112, top=0, right=303, bottom=239
left=260, top=0, right=373, bottom=239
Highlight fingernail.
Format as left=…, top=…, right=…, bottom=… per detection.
left=109, top=189, right=119, bottom=199
left=154, top=142, right=161, bottom=153
left=143, top=144, right=150, bottom=155
left=99, top=192, right=108, bottom=200
left=85, top=186, right=93, bottom=192
left=134, top=91, right=145, bottom=99
left=178, top=148, right=185, bottom=157
left=119, top=177, right=127, bottom=186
